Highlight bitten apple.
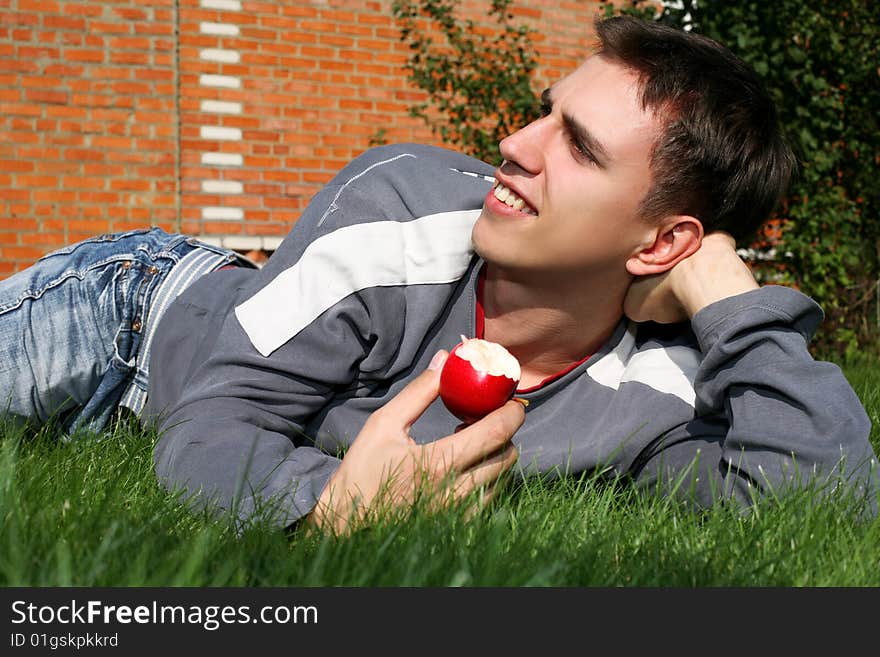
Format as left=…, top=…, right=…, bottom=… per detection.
left=439, top=335, right=521, bottom=424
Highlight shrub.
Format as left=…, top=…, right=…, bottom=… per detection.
left=391, top=0, right=540, bottom=164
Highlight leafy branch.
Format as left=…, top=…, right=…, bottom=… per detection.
left=391, top=0, right=540, bottom=164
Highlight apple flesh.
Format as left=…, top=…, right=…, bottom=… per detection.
left=439, top=335, right=521, bottom=424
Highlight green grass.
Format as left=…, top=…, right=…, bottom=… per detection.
left=2, top=358, right=879, bottom=587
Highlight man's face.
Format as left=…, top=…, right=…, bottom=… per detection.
left=472, top=55, right=663, bottom=278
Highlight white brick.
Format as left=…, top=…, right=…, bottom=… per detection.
left=222, top=236, right=263, bottom=251
left=200, top=126, right=242, bottom=141
left=200, top=0, right=242, bottom=10
left=261, top=237, right=284, bottom=251
left=200, top=21, right=240, bottom=36
left=199, top=74, right=240, bottom=89
left=202, top=206, right=244, bottom=221
left=201, top=152, right=243, bottom=166
left=202, top=180, right=243, bottom=194
left=195, top=235, right=223, bottom=247
left=200, top=100, right=242, bottom=114
left=200, top=48, right=241, bottom=64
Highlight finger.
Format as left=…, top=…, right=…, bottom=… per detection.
left=375, top=350, right=448, bottom=428
left=452, top=443, right=519, bottom=499
left=429, top=401, right=524, bottom=472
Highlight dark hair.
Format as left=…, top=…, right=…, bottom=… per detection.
left=596, top=16, right=796, bottom=240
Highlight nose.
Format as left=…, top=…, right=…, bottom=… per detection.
left=498, top=116, right=547, bottom=176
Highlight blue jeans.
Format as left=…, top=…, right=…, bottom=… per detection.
left=0, top=228, right=244, bottom=436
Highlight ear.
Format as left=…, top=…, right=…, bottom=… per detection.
left=625, top=217, right=703, bottom=276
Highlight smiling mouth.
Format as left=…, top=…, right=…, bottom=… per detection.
left=493, top=182, right=537, bottom=216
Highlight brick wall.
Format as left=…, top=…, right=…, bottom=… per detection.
left=1, top=0, right=603, bottom=277
left=1, top=0, right=179, bottom=276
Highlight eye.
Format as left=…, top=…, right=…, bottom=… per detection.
left=568, top=137, right=596, bottom=165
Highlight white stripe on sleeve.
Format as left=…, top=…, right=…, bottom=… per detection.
left=235, top=209, right=482, bottom=356
left=587, top=325, right=699, bottom=407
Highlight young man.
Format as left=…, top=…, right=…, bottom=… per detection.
left=1, top=17, right=876, bottom=533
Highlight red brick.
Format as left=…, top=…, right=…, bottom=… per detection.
left=109, top=51, right=150, bottom=65
left=239, top=27, right=275, bottom=40
left=112, top=81, right=152, bottom=95
left=19, top=75, right=63, bottom=89
left=0, top=102, right=42, bottom=117
left=25, top=89, right=68, bottom=104
left=44, top=105, right=87, bottom=118
left=338, top=23, right=372, bottom=37
left=134, top=21, right=173, bottom=36
left=66, top=49, right=105, bottom=63
left=65, top=219, right=113, bottom=233
left=112, top=7, right=148, bottom=21
left=83, top=163, right=125, bottom=176
left=3, top=245, right=45, bottom=259
left=21, top=232, right=67, bottom=247
left=1, top=160, right=34, bottom=176
left=109, top=179, right=151, bottom=191
left=34, top=161, right=78, bottom=175
left=1, top=12, right=39, bottom=27
left=18, top=146, right=60, bottom=160
left=302, top=171, right=333, bottom=184
left=34, top=189, right=78, bottom=206
left=109, top=36, right=153, bottom=51
left=45, top=133, right=84, bottom=146
left=62, top=3, right=103, bottom=17
left=16, top=174, right=58, bottom=188
left=92, top=136, right=134, bottom=150
left=280, top=5, right=318, bottom=18
left=77, top=191, right=119, bottom=204
left=62, top=176, right=106, bottom=189
left=18, top=44, right=61, bottom=59
left=0, top=218, right=38, bottom=231
left=90, top=20, right=130, bottom=35
left=0, top=59, right=39, bottom=73
left=356, top=14, right=392, bottom=26
left=89, top=66, right=132, bottom=80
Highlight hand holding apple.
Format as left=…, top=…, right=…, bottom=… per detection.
left=303, top=349, right=525, bottom=535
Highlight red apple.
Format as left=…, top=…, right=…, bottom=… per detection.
left=439, top=335, right=521, bottom=424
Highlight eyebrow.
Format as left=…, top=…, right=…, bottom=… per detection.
left=542, top=87, right=611, bottom=167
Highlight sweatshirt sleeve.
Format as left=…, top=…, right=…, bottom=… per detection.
left=631, top=285, right=879, bottom=509
left=150, top=144, right=494, bottom=528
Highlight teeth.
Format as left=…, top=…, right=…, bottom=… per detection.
left=493, top=183, right=536, bottom=215
left=494, top=185, right=510, bottom=202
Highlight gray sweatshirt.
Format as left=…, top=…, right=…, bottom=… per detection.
left=144, top=143, right=879, bottom=526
